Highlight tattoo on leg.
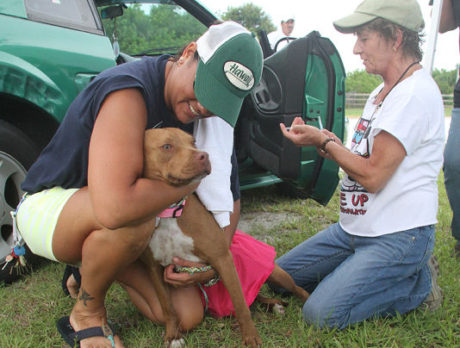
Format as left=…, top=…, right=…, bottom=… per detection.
left=79, top=288, right=95, bottom=306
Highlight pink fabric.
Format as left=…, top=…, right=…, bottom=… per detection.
left=200, top=230, right=276, bottom=317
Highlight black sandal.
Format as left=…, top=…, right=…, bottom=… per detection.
left=57, top=316, right=116, bottom=348
left=61, top=265, right=81, bottom=297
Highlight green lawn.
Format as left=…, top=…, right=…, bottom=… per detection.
left=0, top=175, right=458, bottom=347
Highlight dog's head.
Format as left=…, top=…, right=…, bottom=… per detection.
left=143, top=128, right=211, bottom=186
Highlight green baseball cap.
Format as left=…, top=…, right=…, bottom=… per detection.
left=333, top=0, right=424, bottom=33
left=194, top=21, right=263, bottom=127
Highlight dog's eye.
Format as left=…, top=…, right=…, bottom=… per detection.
left=162, top=144, right=172, bottom=150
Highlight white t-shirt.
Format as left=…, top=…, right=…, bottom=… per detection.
left=194, top=117, right=234, bottom=228
left=339, top=68, right=445, bottom=237
left=267, top=30, right=294, bottom=51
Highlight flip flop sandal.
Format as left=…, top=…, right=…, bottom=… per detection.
left=56, top=316, right=116, bottom=348
left=61, top=266, right=81, bottom=297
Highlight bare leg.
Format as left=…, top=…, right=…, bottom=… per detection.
left=117, top=260, right=204, bottom=332
left=66, top=274, right=79, bottom=299
left=53, top=188, right=155, bottom=348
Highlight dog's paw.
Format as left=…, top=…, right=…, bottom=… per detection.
left=167, top=338, right=186, bottom=348
left=272, top=303, right=286, bottom=316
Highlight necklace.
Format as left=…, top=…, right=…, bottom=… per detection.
left=355, top=61, right=420, bottom=147
left=375, top=61, right=420, bottom=107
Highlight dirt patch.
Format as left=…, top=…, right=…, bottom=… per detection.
left=238, top=211, right=303, bottom=243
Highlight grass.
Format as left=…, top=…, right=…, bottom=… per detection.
left=0, top=175, right=459, bottom=347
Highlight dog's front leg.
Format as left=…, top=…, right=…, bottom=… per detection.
left=140, top=249, right=184, bottom=348
left=212, top=251, right=262, bottom=347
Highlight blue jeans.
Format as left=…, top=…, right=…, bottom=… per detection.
left=272, top=223, right=434, bottom=329
left=444, top=107, right=460, bottom=244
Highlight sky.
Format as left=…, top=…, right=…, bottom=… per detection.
left=198, top=0, right=458, bottom=73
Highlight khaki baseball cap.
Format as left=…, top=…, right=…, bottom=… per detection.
left=333, top=0, right=424, bottom=33
left=194, top=21, right=263, bottom=127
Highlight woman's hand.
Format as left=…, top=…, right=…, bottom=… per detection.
left=164, top=257, right=216, bottom=287
left=320, top=129, right=343, bottom=146
left=280, top=116, right=325, bottom=147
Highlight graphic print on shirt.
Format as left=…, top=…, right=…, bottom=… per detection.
left=340, top=115, right=375, bottom=216
left=351, top=118, right=369, bottom=148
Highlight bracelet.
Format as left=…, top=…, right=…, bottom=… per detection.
left=203, top=272, right=220, bottom=287
left=319, top=137, right=335, bottom=154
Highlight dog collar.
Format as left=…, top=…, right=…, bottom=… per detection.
left=157, top=198, right=186, bottom=218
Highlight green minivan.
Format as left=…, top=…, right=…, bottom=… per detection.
left=0, top=0, right=345, bottom=283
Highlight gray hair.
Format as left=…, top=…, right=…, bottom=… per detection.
left=357, top=18, right=424, bottom=62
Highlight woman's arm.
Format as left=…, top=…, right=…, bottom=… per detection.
left=280, top=118, right=406, bottom=193
left=325, top=130, right=406, bottom=193
left=439, top=0, right=457, bottom=33
left=88, top=88, right=198, bottom=230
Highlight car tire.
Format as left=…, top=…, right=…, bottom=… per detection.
left=0, top=120, right=42, bottom=284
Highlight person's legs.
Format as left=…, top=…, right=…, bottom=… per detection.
left=63, top=266, right=80, bottom=298
left=444, top=106, right=460, bottom=255
left=52, top=187, right=156, bottom=348
left=271, top=223, right=354, bottom=294
left=302, top=225, right=434, bottom=329
left=61, top=261, right=205, bottom=332
left=117, top=260, right=204, bottom=332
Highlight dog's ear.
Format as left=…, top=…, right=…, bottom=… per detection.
left=143, top=129, right=164, bottom=180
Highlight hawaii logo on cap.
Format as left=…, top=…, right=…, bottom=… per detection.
left=223, top=61, right=255, bottom=91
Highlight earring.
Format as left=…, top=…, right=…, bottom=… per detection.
left=178, top=58, right=185, bottom=65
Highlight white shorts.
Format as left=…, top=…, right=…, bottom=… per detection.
left=16, top=187, right=78, bottom=261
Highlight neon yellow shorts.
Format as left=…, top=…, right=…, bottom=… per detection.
left=16, top=187, right=78, bottom=261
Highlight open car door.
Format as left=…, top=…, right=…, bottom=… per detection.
left=235, top=31, right=346, bottom=205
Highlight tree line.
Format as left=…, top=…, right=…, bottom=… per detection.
left=102, top=3, right=457, bottom=95
left=345, top=68, right=457, bottom=95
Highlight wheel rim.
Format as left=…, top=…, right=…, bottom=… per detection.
left=0, top=151, right=26, bottom=262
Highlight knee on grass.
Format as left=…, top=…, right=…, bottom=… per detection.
left=302, top=300, right=348, bottom=330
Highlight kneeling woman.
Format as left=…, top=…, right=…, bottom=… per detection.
left=274, top=0, right=444, bottom=329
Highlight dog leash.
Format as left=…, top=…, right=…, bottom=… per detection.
left=174, top=265, right=220, bottom=287
left=174, top=265, right=212, bottom=274
left=174, top=265, right=220, bottom=313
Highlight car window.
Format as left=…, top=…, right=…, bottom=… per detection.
left=101, top=3, right=207, bottom=57
left=24, top=0, right=104, bottom=35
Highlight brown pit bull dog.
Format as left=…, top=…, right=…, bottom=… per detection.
left=141, top=127, right=309, bottom=348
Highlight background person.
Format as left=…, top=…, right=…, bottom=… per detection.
left=15, top=21, right=262, bottom=348
left=272, top=0, right=444, bottom=329
left=268, top=16, right=296, bottom=51
left=437, top=0, right=460, bottom=258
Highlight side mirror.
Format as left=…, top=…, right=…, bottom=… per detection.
left=100, top=5, right=123, bottom=20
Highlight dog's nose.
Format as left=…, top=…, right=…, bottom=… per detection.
left=196, top=151, right=211, bottom=174
left=197, top=151, right=208, bottom=162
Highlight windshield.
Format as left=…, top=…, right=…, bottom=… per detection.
left=100, top=2, right=207, bottom=56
